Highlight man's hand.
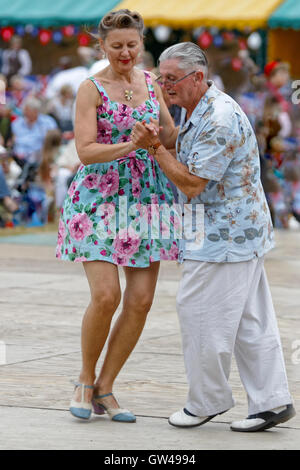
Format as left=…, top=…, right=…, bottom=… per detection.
left=131, top=118, right=162, bottom=149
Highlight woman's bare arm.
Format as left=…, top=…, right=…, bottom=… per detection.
left=74, top=80, right=138, bottom=165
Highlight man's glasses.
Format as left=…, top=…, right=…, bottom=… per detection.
left=155, top=70, right=196, bottom=87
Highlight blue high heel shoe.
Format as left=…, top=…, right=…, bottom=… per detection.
left=69, top=381, right=94, bottom=420
left=92, top=392, right=136, bottom=423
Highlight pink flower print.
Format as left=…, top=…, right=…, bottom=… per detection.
left=82, top=173, right=100, bottom=189
left=112, top=253, right=130, bottom=266
left=98, top=202, right=116, bottom=224
left=115, top=104, right=136, bottom=131
left=132, top=179, right=141, bottom=198
left=68, top=180, right=77, bottom=197
left=72, top=191, right=80, bottom=204
left=56, top=245, right=62, bottom=259
left=57, top=219, right=66, bottom=246
left=99, top=170, right=119, bottom=198
left=74, top=256, right=88, bottom=263
left=151, top=194, right=159, bottom=205
left=128, top=158, right=146, bottom=179
left=120, top=134, right=130, bottom=143
left=97, top=119, right=112, bottom=144
left=170, top=213, right=182, bottom=232
left=160, top=243, right=178, bottom=261
left=161, top=220, right=170, bottom=239
left=113, top=226, right=141, bottom=259
left=69, top=213, right=93, bottom=241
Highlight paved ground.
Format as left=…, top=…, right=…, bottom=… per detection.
left=0, top=228, right=299, bottom=450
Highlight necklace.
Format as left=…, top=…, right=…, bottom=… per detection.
left=124, top=89, right=133, bottom=101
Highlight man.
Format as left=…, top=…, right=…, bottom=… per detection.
left=12, top=96, right=57, bottom=165
left=1, top=36, right=32, bottom=85
left=131, top=42, right=295, bottom=432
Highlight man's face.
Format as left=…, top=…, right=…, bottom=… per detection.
left=24, top=106, right=38, bottom=124
left=159, top=59, right=197, bottom=108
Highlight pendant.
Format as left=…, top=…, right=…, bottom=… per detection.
left=124, top=89, right=133, bottom=101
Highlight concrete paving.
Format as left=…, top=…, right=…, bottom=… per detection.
left=0, top=228, right=299, bottom=450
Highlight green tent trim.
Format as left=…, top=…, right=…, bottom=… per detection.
left=0, top=0, right=121, bottom=27
left=269, top=0, right=300, bottom=29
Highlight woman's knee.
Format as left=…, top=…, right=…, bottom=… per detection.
left=124, top=291, right=154, bottom=315
left=91, top=287, right=121, bottom=312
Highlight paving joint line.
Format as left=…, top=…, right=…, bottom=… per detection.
left=0, top=404, right=298, bottom=430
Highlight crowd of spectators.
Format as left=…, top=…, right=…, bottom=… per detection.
left=237, top=60, right=300, bottom=229
left=0, top=34, right=299, bottom=230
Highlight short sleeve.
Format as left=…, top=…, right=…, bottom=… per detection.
left=186, top=125, right=240, bottom=182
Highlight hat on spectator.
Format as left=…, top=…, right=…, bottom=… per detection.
left=264, top=61, right=289, bottom=78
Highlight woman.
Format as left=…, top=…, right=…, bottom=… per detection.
left=56, top=9, right=179, bottom=422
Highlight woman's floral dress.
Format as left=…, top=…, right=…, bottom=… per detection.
left=56, top=71, right=179, bottom=267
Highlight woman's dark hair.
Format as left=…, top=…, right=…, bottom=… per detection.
left=98, top=9, right=144, bottom=41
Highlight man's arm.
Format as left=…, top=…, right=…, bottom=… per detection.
left=153, top=145, right=208, bottom=200
left=132, top=122, right=209, bottom=200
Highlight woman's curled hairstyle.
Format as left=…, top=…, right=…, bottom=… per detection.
left=98, top=9, right=144, bottom=40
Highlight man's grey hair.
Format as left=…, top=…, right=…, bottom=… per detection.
left=159, top=42, right=208, bottom=78
left=22, top=96, right=41, bottom=112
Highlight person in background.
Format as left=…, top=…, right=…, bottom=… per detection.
left=36, top=128, right=62, bottom=222
left=0, top=150, right=18, bottom=224
left=264, top=61, right=292, bottom=139
left=87, top=46, right=110, bottom=76
left=1, top=36, right=32, bottom=86
left=0, top=79, right=13, bottom=149
left=55, top=138, right=80, bottom=210
left=5, top=74, right=30, bottom=116
left=45, top=48, right=93, bottom=101
left=11, top=96, right=58, bottom=166
left=46, top=84, right=75, bottom=132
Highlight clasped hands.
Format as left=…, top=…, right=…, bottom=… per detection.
left=131, top=117, right=161, bottom=150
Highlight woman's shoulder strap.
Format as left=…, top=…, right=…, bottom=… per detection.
left=88, top=76, right=109, bottom=102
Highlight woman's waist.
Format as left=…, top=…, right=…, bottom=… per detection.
left=78, top=150, right=153, bottom=171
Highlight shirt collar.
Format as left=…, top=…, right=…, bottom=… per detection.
left=181, top=80, right=218, bottom=130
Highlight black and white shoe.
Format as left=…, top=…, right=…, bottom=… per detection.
left=230, top=404, right=296, bottom=432
left=169, top=408, right=227, bottom=428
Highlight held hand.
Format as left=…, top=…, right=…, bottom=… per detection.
left=143, top=118, right=161, bottom=136
left=131, top=121, right=161, bottom=149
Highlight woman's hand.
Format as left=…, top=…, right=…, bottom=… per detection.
left=131, top=118, right=162, bottom=149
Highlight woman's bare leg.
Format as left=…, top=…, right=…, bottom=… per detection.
left=73, top=260, right=121, bottom=403
left=94, top=262, right=160, bottom=405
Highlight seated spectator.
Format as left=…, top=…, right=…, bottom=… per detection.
left=0, top=73, right=6, bottom=105
left=46, top=84, right=74, bottom=132
left=6, top=74, right=30, bottom=116
left=55, top=138, right=80, bottom=209
left=45, top=48, right=91, bottom=100
left=264, top=61, right=292, bottom=138
left=0, top=106, right=12, bottom=149
left=12, top=96, right=58, bottom=166
left=36, top=128, right=62, bottom=222
left=0, top=150, right=18, bottom=226
left=1, top=36, right=32, bottom=86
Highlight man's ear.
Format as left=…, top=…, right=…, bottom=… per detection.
left=195, top=70, right=204, bottom=83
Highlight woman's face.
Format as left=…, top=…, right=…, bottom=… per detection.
left=100, top=28, right=143, bottom=73
left=271, top=69, right=289, bottom=89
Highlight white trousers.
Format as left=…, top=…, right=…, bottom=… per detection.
left=176, top=257, right=292, bottom=416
